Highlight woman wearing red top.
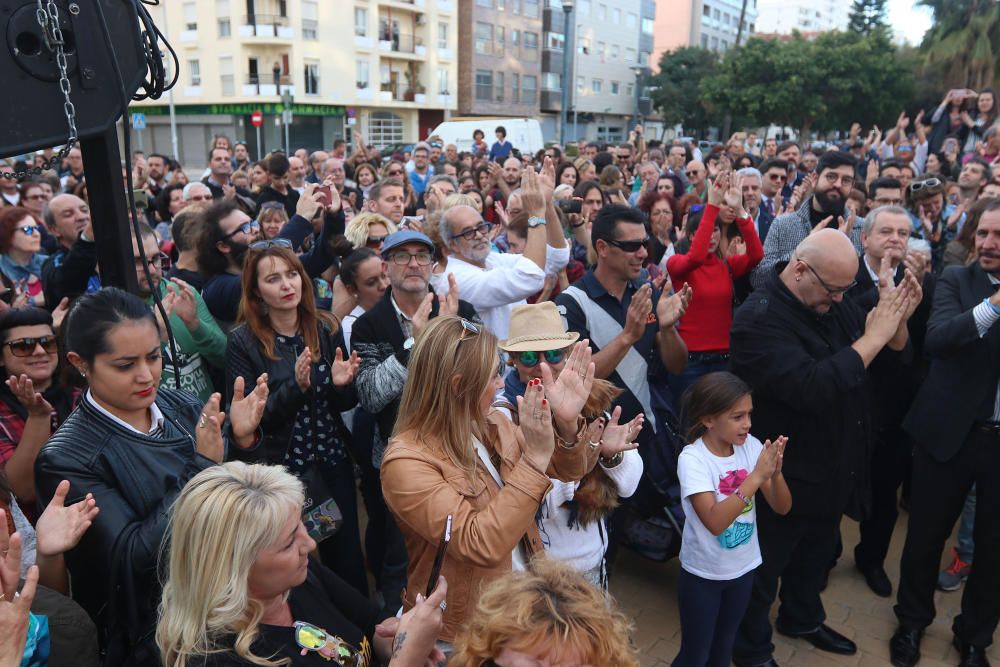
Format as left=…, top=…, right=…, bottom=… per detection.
left=665, top=172, right=763, bottom=410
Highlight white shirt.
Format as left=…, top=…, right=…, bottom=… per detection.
left=678, top=435, right=764, bottom=580
left=85, top=390, right=165, bottom=436
left=342, top=304, right=365, bottom=352
left=972, top=274, right=1000, bottom=420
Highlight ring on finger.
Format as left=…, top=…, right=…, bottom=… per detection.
left=439, top=600, right=447, bottom=611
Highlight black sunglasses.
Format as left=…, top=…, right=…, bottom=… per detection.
left=5, top=335, right=57, bottom=357
left=250, top=238, right=293, bottom=250
left=366, top=235, right=387, bottom=246
left=225, top=220, right=260, bottom=238
left=605, top=237, right=649, bottom=253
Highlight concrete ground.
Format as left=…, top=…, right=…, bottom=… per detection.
left=610, top=516, right=998, bottom=667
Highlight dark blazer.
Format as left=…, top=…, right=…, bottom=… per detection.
left=755, top=205, right=774, bottom=244
left=903, top=262, right=1000, bottom=462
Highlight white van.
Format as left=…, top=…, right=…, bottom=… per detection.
left=429, top=117, right=545, bottom=157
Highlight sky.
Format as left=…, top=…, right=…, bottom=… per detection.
left=887, top=0, right=934, bottom=45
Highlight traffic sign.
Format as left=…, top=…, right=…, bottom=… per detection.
left=282, top=109, right=293, bottom=125
left=131, top=113, right=146, bottom=130
left=251, top=110, right=263, bottom=127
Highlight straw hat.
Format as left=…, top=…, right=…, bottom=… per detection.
left=500, top=302, right=579, bottom=352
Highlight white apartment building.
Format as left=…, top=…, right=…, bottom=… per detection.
left=755, top=0, right=849, bottom=35
left=652, top=0, right=757, bottom=72
left=129, top=0, right=458, bottom=168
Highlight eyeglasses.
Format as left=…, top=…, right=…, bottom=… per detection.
left=451, top=221, right=494, bottom=241
left=293, top=621, right=361, bottom=666
left=822, top=172, right=856, bottom=188
left=224, top=220, right=260, bottom=238
left=387, top=250, right=433, bottom=266
left=366, top=235, right=387, bottom=247
left=4, top=335, right=57, bottom=357
left=17, top=225, right=39, bottom=236
left=134, top=253, right=168, bottom=268
left=873, top=197, right=904, bottom=206
left=909, top=177, right=942, bottom=193
left=250, top=238, right=293, bottom=250
left=685, top=170, right=702, bottom=177
left=386, top=169, right=405, bottom=176
left=801, top=260, right=856, bottom=296
left=515, top=349, right=566, bottom=367
left=605, top=237, right=649, bottom=253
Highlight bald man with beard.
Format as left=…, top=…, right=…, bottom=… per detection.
left=729, top=229, right=922, bottom=667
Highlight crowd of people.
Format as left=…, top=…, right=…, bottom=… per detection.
left=0, top=89, right=999, bottom=667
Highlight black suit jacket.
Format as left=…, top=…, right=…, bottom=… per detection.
left=903, top=263, right=1000, bottom=462
left=755, top=206, right=774, bottom=244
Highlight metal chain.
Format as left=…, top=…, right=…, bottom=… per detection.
left=1, top=0, right=79, bottom=181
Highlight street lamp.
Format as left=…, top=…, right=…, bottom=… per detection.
left=559, top=1, right=574, bottom=149
left=630, top=65, right=650, bottom=134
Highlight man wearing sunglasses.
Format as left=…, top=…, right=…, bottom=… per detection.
left=684, top=160, right=708, bottom=201
left=351, top=230, right=477, bottom=614
left=731, top=229, right=922, bottom=667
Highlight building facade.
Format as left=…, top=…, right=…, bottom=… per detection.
left=538, top=0, right=655, bottom=144
left=755, top=0, right=847, bottom=35
left=652, top=0, right=757, bottom=67
left=130, top=0, right=458, bottom=168
left=455, top=0, right=544, bottom=120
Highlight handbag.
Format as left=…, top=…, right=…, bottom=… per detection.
left=300, top=465, right=343, bottom=543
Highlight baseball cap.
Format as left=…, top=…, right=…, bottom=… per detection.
left=381, top=230, right=434, bottom=255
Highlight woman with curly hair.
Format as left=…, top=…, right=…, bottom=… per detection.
left=449, top=557, right=640, bottom=667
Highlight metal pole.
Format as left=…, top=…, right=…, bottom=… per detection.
left=137, top=128, right=144, bottom=152
left=572, top=23, right=580, bottom=142
left=160, top=3, right=180, bottom=162
left=284, top=117, right=290, bottom=154
left=559, top=5, right=573, bottom=148
left=256, top=125, right=262, bottom=160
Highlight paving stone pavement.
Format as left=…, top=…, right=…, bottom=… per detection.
left=609, top=515, right=998, bottom=667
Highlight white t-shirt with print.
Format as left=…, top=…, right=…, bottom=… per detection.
left=678, top=435, right=764, bottom=580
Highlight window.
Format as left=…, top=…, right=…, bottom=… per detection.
left=304, top=62, right=319, bottom=95
left=476, top=0, right=492, bottom=6
left=216, top=0, right=230, bottom=36
left=642, top=17, right=654, bottom=34
left=370, top=112, right=403, bottom=146
left=496, top=26, right=505, bottom=54
left=710, top=35, right=719, bottom=49
left=610, top=81, right=619, bottom=95
left=476, top=69, right=493, bottom=101
left=512, top=73, right=520, bottom=103
left=183, top=2, right=197, bottom=30
left=475, top=22, right=493, bottom=54
left=592, top=78, right=602, bottom=93
left=612, top=8, right=620, bottom=23
left=542, top=72, right=560, bottom=90
left=597, top=41, right=606, bottom=59
left=624, top=47, right=636, bottom=62
left=219, top=56, right=234, bottom=95
left=597, top=125, right=624, bottom=142
left=545, top=31, right=565, bottom=50
left=701, top=34, right=708, bottom=47
left=511, top=29, right=520, bottom=45
left=188, top=59, right=200, bottom=85
left=626, top=12, right=637, bottom=28
left=522, top=75, right=537, bottom=104
left=703, top=4, right=711, bottom=16
left=523, top=32, right=538, bottom=50
left=438, top=22, right=448, bottom=49
left=578, top=36, right=590, bottom=54
left=610, top=43, right=619, bottom=59
left=437, top=68, right=449, bottom=94
left=721, top=40, right=728, bottom=50
left=356, top=60, right=370, bottom=89
left=523, top=0, right=540, bottom=18
left=495, top=71, right=504, bottom=102
left=626, top=82, right=633, bottom=96
left=597, top=4, right=606, bottom=20
left=354, top=8, right=367, bottom=37
left=713, top=8, right=720, bottom=19
left=576, top=76, right=584, bottom=94
left=578, top=0, right=590, bottom=17
left=302, top=0, right=318, bottom=39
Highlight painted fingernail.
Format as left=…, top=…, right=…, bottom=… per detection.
left=542, top=399, right=548, bottom=406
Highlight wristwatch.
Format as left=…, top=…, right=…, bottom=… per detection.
left=527, top=216, right=547, bottom=228
left=600, top=451, right=624, bottom=468
left=403, top=336, right=415, bottom=350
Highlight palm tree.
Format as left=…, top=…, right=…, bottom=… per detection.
left=918, top=0, right=1000, bottom=90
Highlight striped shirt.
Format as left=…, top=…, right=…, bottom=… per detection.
left=971, top=275, right=1000, bottom=421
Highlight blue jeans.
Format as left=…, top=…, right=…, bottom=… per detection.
left=957, top=485, right=976, bottom=563
left=673, top=569, right=754, bottom=667
left=668, top=353, right=731, bottom=414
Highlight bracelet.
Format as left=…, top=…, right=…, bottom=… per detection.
left=570, top=219, right=587, bottom=229
left=600, top=451, right=624, bottom=468
left=734, top=488, right=752, bottom=507
left=555, top=415, right=587, bottom=449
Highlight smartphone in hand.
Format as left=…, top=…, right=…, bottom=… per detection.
left=426, top=514, right=453, bottom=598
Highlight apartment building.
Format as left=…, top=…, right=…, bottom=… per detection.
left=130, top=0, right=459, bottom=167
left=756, top=0, right=848, bottom=34
left=652, top=0, right=757, bottom=67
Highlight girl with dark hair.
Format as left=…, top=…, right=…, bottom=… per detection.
left=555, top=160, right=579, bottom=188
left=674, top=371, right=791, bottom=667
left=338, top=248, right=388, bottom=351
left=34, top=287, right=269, bottom=666
left=638, top=191, right=680, bottom=269
left=961, top=88, right=998, bottom=158
left=226, top=244, right=367, bottom=596
left=153, top=183, right=187, bottom=241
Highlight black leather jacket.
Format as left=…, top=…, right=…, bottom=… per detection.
left=226, top=321, right=357, bottom=465
left=33, top=388, right=244, bottom=666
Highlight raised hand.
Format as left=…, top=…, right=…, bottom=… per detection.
left=166, top=279, right=199, bottom=330
left=331, top=348, right=360, bottom=387
left=903, top=249, right=928, bottom=280
left=539, top=341, right=596, bottom=431
left=520, top=167, right=547, bottom=216
left=750, top=438, right=781, bottom=485
left=51, top=297, right=71, bottom=332
left=195, top=392, right=225, bottom=463
left=624, top=283, right=652, bottom=343
left=493, top=200, right=510, bottom=228
left=769, top=435, right=788, bottom=477
left=376, top=577, right=448, bottom=667
left=35, top=479, right=99, bottom=557
left=539, top=156, right=556, bottom=195
left=599, top=407, right=643, bottom=459
left=295, top=347, right=312, bottom=392
left=409, top=293, right=434, bottom=339
left=296, top=183, right=323, bottom=220
left=657, top=282, right=693, bottom=328
left=0, top=563, right=37, bottom=667
left=442, top=274, right=460, bottom=317
left=707, top=172, right=729, bottom=207
left=727, top=237, right=747, bottom=257
left=0, top=509, right=22, bottom=602
left=516, top=379, right=555, bottom=474
left=323, top=177, right=342, bottom=214
left=6, top=374, right=53, bottom=418
left=722, top=179, right=745, bottom=217
left=229, top=373, right=269, bottom=446
left=865, top=282, right=909, bottom=345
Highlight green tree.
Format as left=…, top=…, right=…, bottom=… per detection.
left=848, top=0, right=889, bottom=37
left=649, top=47, right=724, bottom=134
left=918, top=0, right=1000, bottom=90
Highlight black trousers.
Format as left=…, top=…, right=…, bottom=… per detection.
left=733, top=500, right=841, bottom=666
left=855, top=426, right=911, bottom=569
left=895, top=428, right=1000, bottom=648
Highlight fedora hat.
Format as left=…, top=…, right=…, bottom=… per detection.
left=500, top=302, right=579, bottom=353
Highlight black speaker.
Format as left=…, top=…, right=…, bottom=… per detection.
left=1, top=0, right=145, bottom=156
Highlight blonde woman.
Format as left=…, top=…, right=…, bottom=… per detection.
left=157, top=461, right=447, bottom=667
left=449, top=557, right=639, bottom=667
left=380, top=316, right=593, bottom=644
left=343, top=212, right=397, bottom=253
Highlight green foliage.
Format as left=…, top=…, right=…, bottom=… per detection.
left=917, top=0, right=1000, bottom=90
left=700, top=31, right=914, bottom=134
left=649, top=47, right=725, bottom=133
left=848, top=0, right=889, bottom=37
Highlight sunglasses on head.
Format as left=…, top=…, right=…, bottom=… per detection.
left=293, top=622, right=361, bottom=666
left=605, top=237, right=649, bottom=253
left=250, top=238, right=293, bottom=250
left=514, top=348, right=566, bottom=367
left=457, top=318, right=480, bottom=342
left=5, top=335, right=57, bottom=357
left=909, top=177, right=942, bottom=193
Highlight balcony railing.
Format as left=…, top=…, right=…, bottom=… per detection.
left=241, top=14, right=293, bottom=39
left=378, top=31, right=422, bottom=54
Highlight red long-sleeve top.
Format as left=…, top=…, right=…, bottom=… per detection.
left=666, top=204, right=764, bottom=352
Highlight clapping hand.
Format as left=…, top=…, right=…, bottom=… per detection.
left=599, top=406, right=642, bottom=460
left=0, top=563, right=37, bottom=667
left=441, top=273, right=460, bottom=317
left=516, top=379, right=555, bottom=474
left=0, top=509, right=22, bottom=602
left=707, top=171, right=729, bottom=207
left=540, top=341, right=596, bottom=434
left=727, top=237, right=747, bottom=257
left=331, top=348, right=360, bottom=387
left=657, top=282, right=693, bottom=328
left=229, top=374, right=269, bottom=448
left=195, top=392, right=226, bottom=462
left=6, top=374, right=52, bottom=418
left=623, top=284, right=653, bottom=343
left=35, top=479, right=99, bottom=557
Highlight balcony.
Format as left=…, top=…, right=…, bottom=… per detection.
left=378, top=81, right=428, bottom=103
left=242, top=75, right=294, bottom=98
left=377, top=32, right=426, bottom=57
left=239, top=15, right=294, bottom=40
left=378, top=0, right=426, bottom=10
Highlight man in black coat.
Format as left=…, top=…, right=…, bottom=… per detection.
left=891, top=198, right=1000, bottom=667
left=730, top=229, right=922, bottom=667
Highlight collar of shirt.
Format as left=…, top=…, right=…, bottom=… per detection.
left=863, top=255, right=881, bottom=285
left=85, top=389, right=165, bottom=436
left=580, top=269, right=645, bottom=302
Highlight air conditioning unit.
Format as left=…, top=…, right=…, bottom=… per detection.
left=416, top=13, right=427, bottom=25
